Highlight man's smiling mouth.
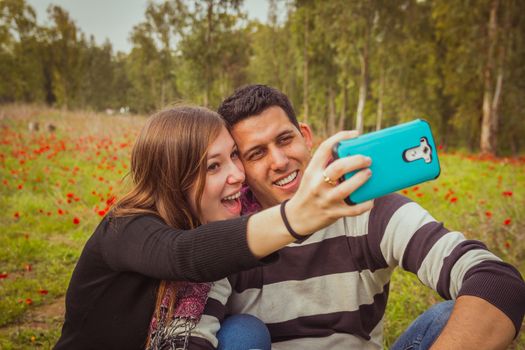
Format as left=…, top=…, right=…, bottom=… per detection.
left=273, top=170, right=298, bottom=187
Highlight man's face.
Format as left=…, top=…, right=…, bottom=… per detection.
left=231, top=106, right=313, bottom=209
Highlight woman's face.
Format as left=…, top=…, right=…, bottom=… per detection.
left=189, top=126, right=245, bottom=224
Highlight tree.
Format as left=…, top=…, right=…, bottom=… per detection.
left=178, top=0, right=249, bottom=108
left=0, top=0, right=45, bottom=103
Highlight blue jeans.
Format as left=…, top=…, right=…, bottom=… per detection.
left=217, top=301, right=453, bottom=350
left=391, top=300, right=454, bottom=350
left=217, top=314, right=271, bottom=350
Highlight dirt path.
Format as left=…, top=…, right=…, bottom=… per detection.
left=0, top=296, right=65, bottom=333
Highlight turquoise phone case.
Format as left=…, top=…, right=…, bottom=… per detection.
left=333, top=119, right=441, bottom=204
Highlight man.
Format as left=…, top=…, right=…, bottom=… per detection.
left=210, top=84, right=524, bottom=349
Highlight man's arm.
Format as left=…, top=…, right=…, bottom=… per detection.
left=431, top=295, right=514, bottom=350
left=369, top=194, right=525, bottom=347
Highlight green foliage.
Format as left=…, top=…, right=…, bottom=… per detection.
left=1, top=0, right=524, bottom=149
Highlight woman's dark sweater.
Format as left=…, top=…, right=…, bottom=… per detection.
left=54, top=214, right=274, bottom=350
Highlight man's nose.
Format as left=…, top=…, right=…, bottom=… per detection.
left=269, top=147, right=289, bottom=171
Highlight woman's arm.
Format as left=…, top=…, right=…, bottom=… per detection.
left=102, top=131, right=372, bottom=282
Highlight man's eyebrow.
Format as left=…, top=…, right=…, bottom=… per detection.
left=241, top=129, right=295, bottom=158
left=242, top=144, right=263, bottom=158
left=278, top=130, right=294, bottom=137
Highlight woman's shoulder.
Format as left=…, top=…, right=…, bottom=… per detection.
left=103, top=212, right=166, bottom=234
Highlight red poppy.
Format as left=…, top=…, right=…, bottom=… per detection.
left=504, top=241, right=511, bottom=249
left=485, top=211, right=492, bottom=218
left=98, top=210, right=106, bottom=217
left=73, top=217, right=80, bottom=225
left=14, top=212, right=20, bottom=219
left=412, top=186, right=419, bottom=192
left=0, top=273, right=8, bottom=279
left=66, top=192, right=74, bottom=198
left=503, top=218, right=511, bottom=226
left=450, top=197, right=458, bottom=203
left=416, top=193, right=424, bottom=198
left=25, top=298, right=33, bottom=305
left=17, top=184, right=23, bottom=190
left=38, top=289, right=49, bottom=295
left=58, top=209, right=64, bottom=215
left=402, top=190, right=408, bottom=195
left=502, top=191, right=513, bottom=197
left=25, top=264, right=32, bottom=271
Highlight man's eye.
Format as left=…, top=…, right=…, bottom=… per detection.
left=278, top=136, right=293, bottom=145
left=249, top=149, right=264, bottom=160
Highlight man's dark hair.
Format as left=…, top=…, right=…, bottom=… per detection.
left=218, top=84, right=299, bottom=129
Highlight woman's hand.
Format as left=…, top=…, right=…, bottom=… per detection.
left=285, top=130, right=374, bottom=236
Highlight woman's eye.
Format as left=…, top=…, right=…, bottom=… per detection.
left=231, top=150, right=239, bottom=160
left=207, top=163, right=219, bottom=172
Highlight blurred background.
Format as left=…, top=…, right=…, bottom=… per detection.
left=2, top=0, right=524, bottom=155
left=1, top=1, right=524, bottom=348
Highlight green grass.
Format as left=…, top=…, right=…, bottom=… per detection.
left=1, top=105, right=524, bottom=349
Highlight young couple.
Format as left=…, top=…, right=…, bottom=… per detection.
left=55, top=85, right=524, bottom=350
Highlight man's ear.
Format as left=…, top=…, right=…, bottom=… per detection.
left=299, top=122, right=313, bottom=151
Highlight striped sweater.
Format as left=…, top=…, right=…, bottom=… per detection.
left=190, top=194, right=525, bottom=349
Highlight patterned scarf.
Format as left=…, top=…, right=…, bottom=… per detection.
left=147, top=281, right=211, bottom=350
left=147, top=185, right=261, bottom=349
left=241, top=185, right=262, bottom=215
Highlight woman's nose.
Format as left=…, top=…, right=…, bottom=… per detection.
left=227, top=162, right=245, bottom=184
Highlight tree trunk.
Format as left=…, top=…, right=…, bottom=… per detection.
left=204, top=0, right=214, bottom=107
left=338, top=79, right=347, bottom=131
left=376, top=64, right=384, bottom=131
left=480, top=0, right=499, bottom=155
left=355, top=36, right=369, bottom=134
left=302, top=11, right=309, bottom=123
left=327, top=84, right=336, bottom=135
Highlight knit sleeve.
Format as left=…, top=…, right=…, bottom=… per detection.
left=368, top=194, right=525, bottom=335
left=98, top=214, right=278, bottom=282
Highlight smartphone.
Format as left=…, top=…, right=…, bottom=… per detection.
left=332, top=119, right=441, bottom=205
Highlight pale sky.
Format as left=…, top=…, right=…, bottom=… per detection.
left=26, top=0, right=273, bottom=53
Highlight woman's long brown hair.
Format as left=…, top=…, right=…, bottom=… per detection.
left=111, top=106, right=226, bottom=347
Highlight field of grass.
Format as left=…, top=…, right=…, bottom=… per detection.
left=1, top=105, right=524, bottom=349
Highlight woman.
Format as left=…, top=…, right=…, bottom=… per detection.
left=54, top=106, right=372, bottom=349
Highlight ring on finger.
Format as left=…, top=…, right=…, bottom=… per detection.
left=322, top=170, right=338, bottom=186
